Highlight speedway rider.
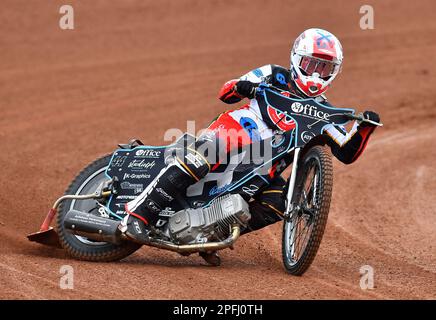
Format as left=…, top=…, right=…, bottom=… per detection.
left=121, top=28, right=381, bottom=258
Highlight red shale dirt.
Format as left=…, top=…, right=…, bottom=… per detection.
left=0, top=0, right=435, bottom=299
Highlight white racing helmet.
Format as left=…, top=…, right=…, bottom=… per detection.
left=290, top=28, right=343, bottom=97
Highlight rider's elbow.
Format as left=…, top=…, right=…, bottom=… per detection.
left=219, top=95, right=242, bottom=104
left=218, top=79, right=242, bottom=104
left=328, top=139, right=360, bottom=165
left=335, top=153, right=357, bottom=165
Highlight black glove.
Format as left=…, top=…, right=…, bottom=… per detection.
left=359, top=110, right=380, bottom=128
left=235, top=80, right=257, bottom=99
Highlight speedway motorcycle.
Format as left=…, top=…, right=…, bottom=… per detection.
left=28, top=83, right=382, bottom=275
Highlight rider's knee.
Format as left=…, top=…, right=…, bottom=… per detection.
left=170, top=135, right=217, bottom=183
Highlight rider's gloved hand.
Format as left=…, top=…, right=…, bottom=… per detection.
left=234, top=80, right=257, bottom=99
left=359, top=110, right=380, bottom=128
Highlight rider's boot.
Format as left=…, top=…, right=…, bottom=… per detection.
left=120, top=147, right=211, bottom=243
left=199, top=251, right=221, bottom=266
left=242, top=176, right=286, bottom=235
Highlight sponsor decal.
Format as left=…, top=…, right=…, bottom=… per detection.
left=185, top=152, right=205, bottom=169
left=291, top=102, right=304, bottom=113
left=275, top=73, right=287, bottom=85
left=252, top=68, right=263, bottom=78
left=120, top=182, right=143, bottom=194
left=241, top=184, right=260, bottom=196
left=290, top=102, right=330, bottom=121
left=127, top=160, right=156, bottom=171
left=123, top=173, right=151, bottom=180
left=239, top=117, right=261, bottom=142
left=208, top=182, right=235, bottom=196
left=159, top=207, right=176, bottom=217
left=135, top=149, right=162, bottom=158
left=271, top=132, right=285, bottom=148
left=267, top=106, right=296, bottom=131
left=111, top=156, right=127, bottom=167
left=300, top=131, right=316, bottom=143
left=115, top=195, right=136, bottom=200
left=146, top=199, right=161, bottom=213
left=316, top=31, right=334, bottom=50
left=156, top=188, right=174, bottom=202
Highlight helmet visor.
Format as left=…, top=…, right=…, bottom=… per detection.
left=299, top=55, right=338, bottom=78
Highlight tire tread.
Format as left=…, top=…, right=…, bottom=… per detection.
left=56, top=154, right=141, bottom=262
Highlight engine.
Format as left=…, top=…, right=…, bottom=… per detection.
left=166, top=194, right=251, bottom=244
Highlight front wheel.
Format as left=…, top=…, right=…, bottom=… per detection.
left=282, top=145, right=333, bottom=276
left=56, top=154, right=141, bottom=262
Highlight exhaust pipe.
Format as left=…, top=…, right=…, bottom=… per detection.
left=145, top=224, right=241, bottom=253
left=63, top=210, right=122, bottom=244
left=64, top=210, right=241, bottom=254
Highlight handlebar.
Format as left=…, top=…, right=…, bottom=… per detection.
left=256, top=83, right=301, bottom=98
left=256, top=83, right=384, bottom=127
left=345, top=113, right=383, bottom=127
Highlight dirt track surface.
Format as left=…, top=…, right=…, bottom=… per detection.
left=1, top=0, right=435, bottom=299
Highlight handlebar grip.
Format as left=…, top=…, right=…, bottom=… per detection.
left=345, top=113, right=383, bottom=127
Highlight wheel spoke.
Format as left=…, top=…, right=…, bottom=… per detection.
left=284, top=158, right=320, bottom=265
left=282, top=147, right=332, bottom=275
left=294, top=217, right=311, bottom=259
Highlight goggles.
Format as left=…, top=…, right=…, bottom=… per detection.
left=299, top=55, right=339, bottom=79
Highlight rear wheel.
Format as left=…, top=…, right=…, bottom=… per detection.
left=56, top=154, right=141, bottom=262
left=282, top=145, right=333, bottom=275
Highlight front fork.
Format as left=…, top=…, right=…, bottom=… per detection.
left=284, top=147, right=301, bottom=219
